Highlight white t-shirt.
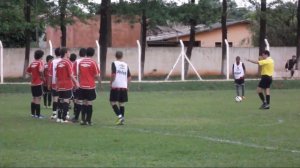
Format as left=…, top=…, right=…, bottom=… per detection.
left=111, top=61, right=130, bottom=89
left=233, top=62, right=245, bottom=79
left=51, top=57, right=61, bottom=84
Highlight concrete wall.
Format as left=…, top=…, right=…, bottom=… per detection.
left=2, top=47, right=298, bottom=78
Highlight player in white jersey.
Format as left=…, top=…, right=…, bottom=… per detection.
left=71, top=48, right=86, bottom=123
left=110, top=51, right=131, bottom=125
left=48, top=48, right=62, bottom=119
left=232, top=56, right=246, bottom=99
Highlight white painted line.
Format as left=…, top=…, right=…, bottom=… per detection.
left=104, top=126, right=300, bottom=154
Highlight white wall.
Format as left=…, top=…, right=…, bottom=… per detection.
left=2, top=47, right=297, bottom=78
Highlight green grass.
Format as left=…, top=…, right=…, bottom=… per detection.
left=0, top=82, right=300, bottom=167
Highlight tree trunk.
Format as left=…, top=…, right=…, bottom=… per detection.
left=107, top=0, right=112, bottom=47
left=297, top=0, right=300, bottom=69
left=259, top=0, right=267, bottom=55
left=140, top=0, right=147, bottom=79
left=99, top=0, right=109, bottom=79
left=23, top=0, right=31, bottom=78
left=221, top=0, right=227, bottom=77
left=59, top=0, right=67, bottom=47
left=184, top=0, right=196, bottom=78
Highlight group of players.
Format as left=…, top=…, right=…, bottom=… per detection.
left=26, top=47, right=131, bottom=125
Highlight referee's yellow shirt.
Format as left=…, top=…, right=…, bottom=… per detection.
left=258, top=57, right=274, bottom=76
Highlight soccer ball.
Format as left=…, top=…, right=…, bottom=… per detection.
left=235, top=96, right=242, bottom=102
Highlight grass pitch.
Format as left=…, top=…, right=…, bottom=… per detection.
left=0, top=81, right=300, bottom=167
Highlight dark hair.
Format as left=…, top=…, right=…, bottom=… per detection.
left=79, top=48, right=86, bottom=57
left=115, top=51, right=123, bottom=59
left=34, top=50, right=44, bottom=60
left=292, top=55, right=296, bottom=58
left=46, top=55, right=54, bottom=62
left=60, top=47, right=69, bottom=58
left=263, top=50, right=270, bottom=56
left=70, top=53, right=77, bottom=62
left=86, top=47, right=95, bottom=57
left=54, top=48, right=60, bottom=57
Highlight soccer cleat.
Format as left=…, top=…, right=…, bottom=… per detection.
left=116, top=118, right=124, bottom=125
left=37, top=115, right=44, bottom=119
left=263, top=104, right=270, bottom=109
left=71, top=118, right=79, bottom=123
left=242, top=96, right=246, bottom=100
left=61, top=120, right=69, bottom=123
left=80, top=121, right=87, bottom=125
left=87, top=122, right=93, bottom=126
left=56, top=119, right=61, bottom=123
left=259, top=103, right=267, bottom=109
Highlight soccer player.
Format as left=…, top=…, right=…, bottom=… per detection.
left=43, top=55, right=53, bottom=109
left=55, top=48, right=79, bottom=123
left=72, top=48, right=87, bottom=123
left=78, top=47, right=101, bottom=125
left=110, top=51, right=131, bottom=125
left=26, top=50, right=44, bottom=118
left=247, top=50, right=274, bottom=109
left=232, top=56, right=246, bottom=99
left=285, top=55, right=297, bottom=79
left=48, top=48, right=61, bottom=119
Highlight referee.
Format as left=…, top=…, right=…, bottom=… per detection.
left=247, top=50, right=274, bottom=109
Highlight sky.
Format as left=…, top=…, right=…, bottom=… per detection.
left=89, top=0, right=296, bottom=7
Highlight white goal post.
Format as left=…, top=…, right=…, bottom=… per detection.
left=264, top=39, right=270, bottom=51
left=137, top=40, right=142, bottom=82
left=96, top=40, right=100, bottom=69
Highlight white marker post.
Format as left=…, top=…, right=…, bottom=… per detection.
left=137, top=40, right=142, bottom=82
left=96, top=40, right=100, bottom=69
left=225, top=39, right=230, bottom=80
left=0, top=40, right=3, bottom=84
left=165, top=40, right=202, bottom=81
left=264, top=39, right=270, bottom=51
left=49, top=40, right=53, bottom=56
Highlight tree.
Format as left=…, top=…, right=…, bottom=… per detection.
left=221, top=0, right=228, bottom=77
left=45, top=0, right=95, bottom=47
left=23, top=0, right=32, bottom=78
left=174, top=0, right=221, bottom=77
left=184, top=0, right=196, bottom=77
left=140, top=0, right=147, bottom=78
left=259, top=0, right=267, bottom=55
left=297, top=0, right=300, bottom=69
left=59, top=0, right=67, bottom=47
left=99, top=0, right=111, bottom=79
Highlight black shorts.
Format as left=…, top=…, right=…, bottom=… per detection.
left=51, top=89, right=59, bottom=97
left=234, top=78, right=245, bottom=85
left=58, top=90, right=72, bottom=99
left=79, top=88, right=96, bottom=101
left=73, top=89, right=80, bottom=100
left=258, top=75, right=272, bottom=89
left=31, top=85, right=43, bottom=97
left=43, top=86, right=50, bottom=93
left=110, top=88, right=128, bottom=102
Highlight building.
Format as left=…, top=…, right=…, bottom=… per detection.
left=45, top=15, right=141, bottom=48
left=147, top=20, right=252, bottom=48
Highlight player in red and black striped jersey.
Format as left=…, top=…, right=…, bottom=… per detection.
left=26, top=50, right=44, bottom=118
left=43, top=55, right=53, bottom=108
left=110, top=51, right=131, bottom=125
left=55, top=48, right=79, bottom=123
left=77, top=47, right=101, bottom=125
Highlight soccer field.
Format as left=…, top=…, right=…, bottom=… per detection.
left=0, top=81, right=300, bottom=167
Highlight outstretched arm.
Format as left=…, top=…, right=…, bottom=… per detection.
left=247, top=59, right=258, bottom=64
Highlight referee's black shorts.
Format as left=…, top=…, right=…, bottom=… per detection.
left=31, top=85, right=43, bottom=97
left=258, top=75, right=272, bottom=89
left=110, top=88, right=128, bottom=102
left=79, top=88, right=96, bottom=101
